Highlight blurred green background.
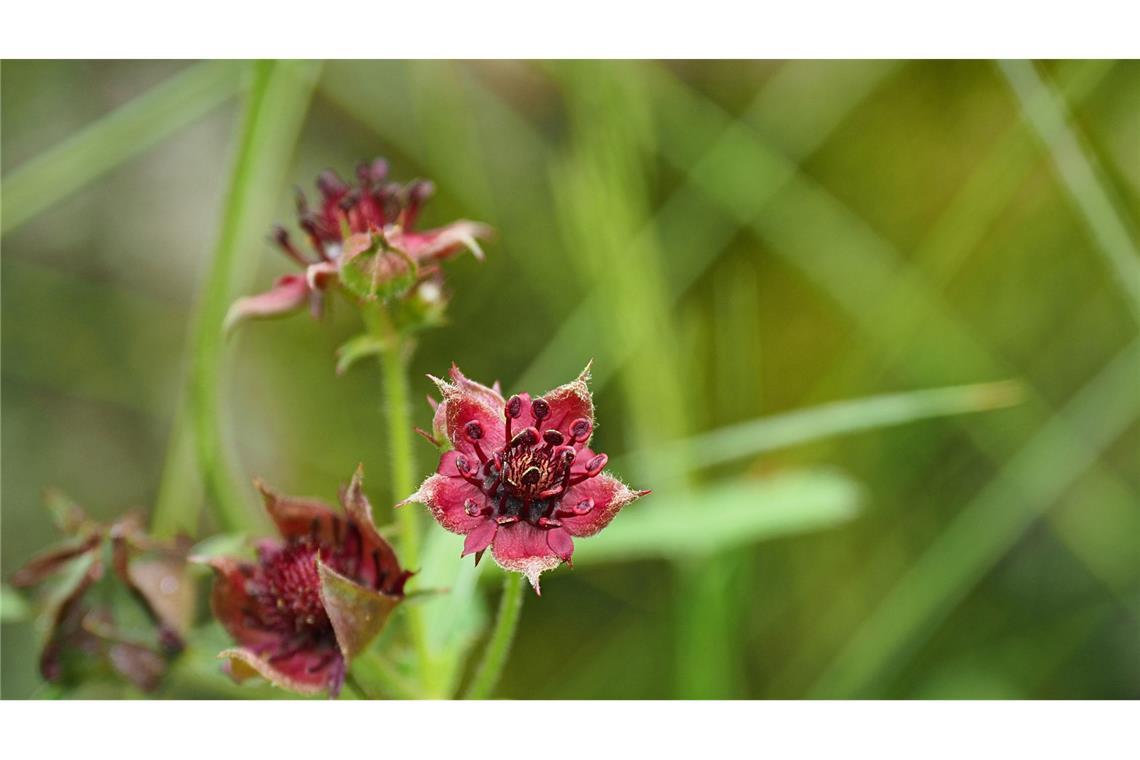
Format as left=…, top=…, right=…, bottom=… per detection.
left=2, top=60, right=1138, bottom=699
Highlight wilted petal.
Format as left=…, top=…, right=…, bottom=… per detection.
left=317, top=558, right=401, bottom=663
left=39, top=552, right=103, bottom=683
left=10, top=534, right=100, bottom=588
left=339, top=465, right=412, bottom=595
left=401, top=473, right=489, bottom=535
left=219, top=647, right=339, bottom=696
left=256, top=480, right=344, bottom=547
left=223, top=274, right=310, bottom=334
left=393, top=220, right=492, bottom=263
left=560, top=474, right=648, bottom=538
left=107, top=641, right=168, bottom=693
left=198, top=556, right=278, bottom=651
left=490, top=522, right=563, bottom=594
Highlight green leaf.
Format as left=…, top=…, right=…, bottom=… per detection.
left=1, top=585, right=31, bottom=623
left=572, top=470, right=862, bottom=564
left=416, top=526, right=488, bottom=697
left=338, top=232, right=418, bottom=302
left=625, top=380, right=1025, bottom=472
left=335, top=334, right=385, bottom=376
left=186, top=532, right=249, bottom=566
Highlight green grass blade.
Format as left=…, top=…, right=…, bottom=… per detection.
left=572, top=470, right=862, bottom=564
left=628, top=380, right=1024, bottom=473
left=810, top=340, right=1140, bottom=697
left=999, top=60, right=1140, bottom=328
left=1, top=60, right=245, bottom=237
left=152, top=60, right=322, bottom=536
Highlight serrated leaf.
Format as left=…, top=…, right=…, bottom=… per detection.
left=335, top=333, right=385, bottom=375
left=572, top=469, right=862, bottom=563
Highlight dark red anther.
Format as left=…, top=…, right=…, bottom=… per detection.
left=542, top=429, right=565, bottom=447
left=570, top=418, right=592, bottom=443
left=558, top=498, right=595, bottom=518
left=317, top=169, right=347, bottom=198
left=585, top=453, right=608, bottom=477
left=271, top=225, right=310, bottom=267
left=454, top=455, right=473, bottom=476
left=464, top=499, right=481, bottom=517
left=506, top=395, right=523, bottom=419
left=531, top=398, right=551, bottom=423
left=511, top=427, right=539, bottom=449
left=464, top=420, right=484, bottom=440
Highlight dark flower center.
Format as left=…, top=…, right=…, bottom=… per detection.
left=456, top=396, right=607, bottom=529
left=251, top=542, right=332, bottom=640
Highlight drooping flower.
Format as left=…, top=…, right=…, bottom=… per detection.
left=224, top=159, right=491, bottom=332
left=402, top=364, right=649, bottom=593
left=198, top=466, right=410, bottom=697
left=8, top=492, right=193, bottom=692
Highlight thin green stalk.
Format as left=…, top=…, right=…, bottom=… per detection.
left=464, top=572, right=525, bottom=699
left=152, top=60, right=321, bottom=536
left=364, top=304, right=434, bottom=692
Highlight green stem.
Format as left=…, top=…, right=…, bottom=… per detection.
left=365, top=304, right=434, bottom=692
left=463, top=572, right=525, bottom=699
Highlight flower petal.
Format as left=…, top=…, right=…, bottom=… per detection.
left=255, top=480, right=344, bottom=547
left=339, top=465, right=412, bottom=595
left=448, top=363, right=505, bottom=407
left=317, top=558, right=402, bottom=663
left=219, top=646, right=340, bottom=696
left=546, top=527, right=575, bottom=566
left=10, top=534, right=100, bottom=588
left=429, top=372, right=506, bottom=455
left=392, top=220, right=492, bottom=263
left=400, top=473, right=488, bottom=534
left=560, top=474, right=648, bottom=538
left=540, top=363, right=595, bottom=442
left=199, top=556, right=279, bottom=651
left=223, top=274, right=310, bottom=334
left=462, top=519, right=498, bottom=557
left=490, top=522, right=564, bottom=594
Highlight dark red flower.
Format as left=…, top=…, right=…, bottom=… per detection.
left=199, top=466, right=409, bottom=697
left=9, top=493, right=193, bottom=692
left=403, top=364, right=649, bottom=593
left=225, top=159, right=491, bottom=331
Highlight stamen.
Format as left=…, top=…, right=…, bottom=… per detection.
left=510, top=427, right=539, bottom=448
left=585, top=453, right=608, bottom=476
left=531, top=398, right=551, bottom=429
left=542, top=429, right=565, bottom=448
left=570, top=418, right=592, bottom=443
left=464, top=420, right=488, bottom=462
left=521, top=466, right=542, bottom=486
left=272, top=225, right=310, bottom=267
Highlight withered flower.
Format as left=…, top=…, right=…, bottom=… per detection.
left=9, top=492, right=193, bottom=692
left=199, top=466, right=409, bottom=697
left=403, top=364, right=649, bottom=593
left=224, top=159, right=491, bottom=332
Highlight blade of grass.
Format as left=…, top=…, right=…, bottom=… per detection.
left=152, top=60, right=322, bottom=537
left=810, top=340, right=1140, bottom=697
left=573, top=470, right=862, bottom=564
left=999, top=60, right=1140, bottom=328
left=2, top=60, right=245, bottom=237
left=515, top=61, right=898, bottom=392
left=624, top=379, right=1024, bottom=475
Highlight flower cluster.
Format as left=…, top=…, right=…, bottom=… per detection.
left=224, top=159, right=491, bottom=332
left=198, top=466, right=409, bottom=697
left=402, top=364, right=649, bottom=593
left=10, top=494, right=192, bottom=692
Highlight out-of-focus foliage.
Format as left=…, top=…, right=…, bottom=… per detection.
left=2, top=60, right=1137, bottom=699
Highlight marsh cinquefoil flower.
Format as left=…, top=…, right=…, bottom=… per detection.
left=402, top=364, right=649, bottom=593
left=199, top=466, right=409, bottom=697
left=224, top=159, right=491, bottom=332
left=9, top=495, right=192, bottom=692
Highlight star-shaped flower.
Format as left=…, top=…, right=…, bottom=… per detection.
left=402, top=364, right=649, bottom=593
